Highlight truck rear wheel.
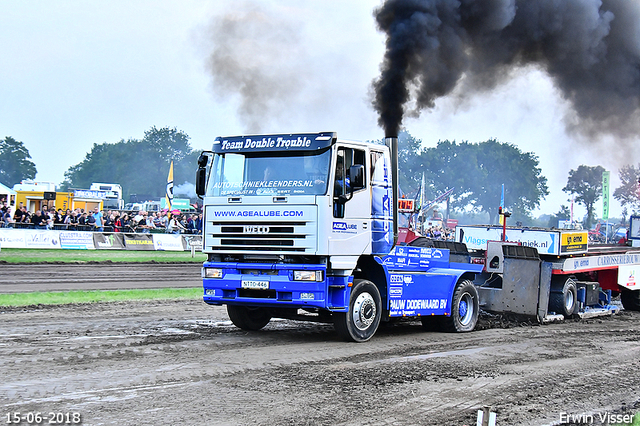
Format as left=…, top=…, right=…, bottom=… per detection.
left=438, top=280, right=478, bottom=333
left=334, top=279, right=381, bottom=342
left=549, top=278, right=578, bottom=317
left=227, top=305, right=271, bottom=331
left=621, top=290, right=640, bottom=311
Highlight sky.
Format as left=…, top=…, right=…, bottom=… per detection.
left=0, top=0, right=637, bottom=220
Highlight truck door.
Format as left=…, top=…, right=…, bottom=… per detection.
left=370, top=150, right=393, bottom=255
left=329, top=146, right=371, bottom=255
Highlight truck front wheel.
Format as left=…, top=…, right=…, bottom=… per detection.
left=334, top=279, right=382, bottom=342
left=621, top=290, right=640, bottom=311
left=227, top=305, right=272, bottom=331
left=438, top=280, right=479, bottom=333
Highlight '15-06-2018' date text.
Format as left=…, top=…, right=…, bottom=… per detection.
left=5, top=412, right=82, bottom=424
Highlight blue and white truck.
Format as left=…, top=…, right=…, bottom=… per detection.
left=194, top=132, right=640, bottom=341
left=195, top=132, right=484, bottom=341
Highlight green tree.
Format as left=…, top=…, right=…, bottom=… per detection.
left=613, top=164, right=640, bottom=214
left=62, top=127, right=196, bottom=201
left=371, top=130, right=428, bottom=203
left=421, top=140, right=477, bottom=219
left=397, top=130, right=424, bottom=197
left=0, top=136, right=37, bottom=187
left=547, top=205, right=571, bottom=228
left=422, top=139, right=548, bottom=224
left=473, top=139, right=549, bottom=224
left=562, top=165, right=605, bottom=229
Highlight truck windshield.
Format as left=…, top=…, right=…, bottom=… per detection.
left=206, top=149, right=331, bottom=196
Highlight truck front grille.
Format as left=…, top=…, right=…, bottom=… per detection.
left=207, top=220, right=315, bottom=253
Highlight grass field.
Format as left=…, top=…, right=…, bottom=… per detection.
left=0, top=249, right=206, bottom=306
left=0, top=248, right=207, bottom=263
left=0, top=288, right=203, bottom=307
left=614, top=413, right=640, bottom=426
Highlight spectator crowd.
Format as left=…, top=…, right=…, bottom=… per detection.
left=422, top=225, right=455, bottom=241
left=0, top=202, right=202, bottom=234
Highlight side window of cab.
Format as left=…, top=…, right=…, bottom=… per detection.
left=333, top=147, right=366, bottom=218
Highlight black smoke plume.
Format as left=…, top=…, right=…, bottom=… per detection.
left=373, top=0, right=640, bottom=139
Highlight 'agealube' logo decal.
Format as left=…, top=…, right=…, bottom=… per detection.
left=332, top=222, right=357, bottom=234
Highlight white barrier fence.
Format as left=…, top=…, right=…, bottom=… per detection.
left=0, top=228, right=202, bottom=252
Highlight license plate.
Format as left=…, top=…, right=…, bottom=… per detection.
left=241, top=280, right=269, bottom=290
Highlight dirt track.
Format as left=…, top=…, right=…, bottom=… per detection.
left=2, top=264, right=640, bottom=426
left=0, top=263, right=202, bottom=293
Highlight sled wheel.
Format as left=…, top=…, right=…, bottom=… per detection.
left=334, top=279, right=382, bottom=342
left=227, top=305, right=271, bottom=331
left=549, top=278, right=578, bottom=317
left=621, top=289, right=640, bottom=311
left=438, top=280, right=479, bottom=333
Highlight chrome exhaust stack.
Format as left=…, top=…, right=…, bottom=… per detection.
left=385, top=136, right=399, bottom=247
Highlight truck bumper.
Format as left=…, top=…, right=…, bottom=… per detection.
left=201, top=261, right=350, bottom=311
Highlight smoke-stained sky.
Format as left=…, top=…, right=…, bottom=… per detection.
left=0, top=0, right=637, bottom=218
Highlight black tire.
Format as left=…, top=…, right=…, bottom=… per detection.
left=621, top=290, right=640, bottom=311
left=227, top=305, right=271, bottom=331
left=438, top=279, right=479, bottom=333
left=549, top=277, right=578, bottom=317
left=334, top=279, right=382, bottom=342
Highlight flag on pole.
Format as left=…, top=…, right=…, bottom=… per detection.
left=602, top=170, right=610, bottom=220
left=166, top=160, right=174, bottom=213
left=420, top=172, right=425, bottom=213
left=499, top=184, right=505, bottom=225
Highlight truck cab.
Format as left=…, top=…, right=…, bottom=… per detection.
left=196, top=133, right=481, bottom=341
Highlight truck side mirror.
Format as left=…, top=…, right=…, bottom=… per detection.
left=349, top=165, right=364, bottom=190
left=197, top=152, right=209, bottom=167
left=195, top=152, right=211, bottom=197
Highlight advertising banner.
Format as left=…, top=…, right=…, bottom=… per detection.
left=559, top=230, right=588, bottom=254
left=184, top=235, right=203, bottom=249
left=457, top=226, right=560, bottom=255
left=0, top=229, right=196, bottom=251
left=0, top=229, right=26, bottom=248
left=24, top=230, right=61, bottom=249
left=560, top=252, right=640, bottom=273
left=60, top=231, right=95, bottom=249
left=74, top=189, right=107, bottom=199
left=93, top=233, right=125, bottom=250
left=123, top=233, right=154, bottom=250
left=152, top=234, right=185, bottom=251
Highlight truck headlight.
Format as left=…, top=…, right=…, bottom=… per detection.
left=203, top=268, right=223, bottom=278
left=293, top=270, right=323, bottom=282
